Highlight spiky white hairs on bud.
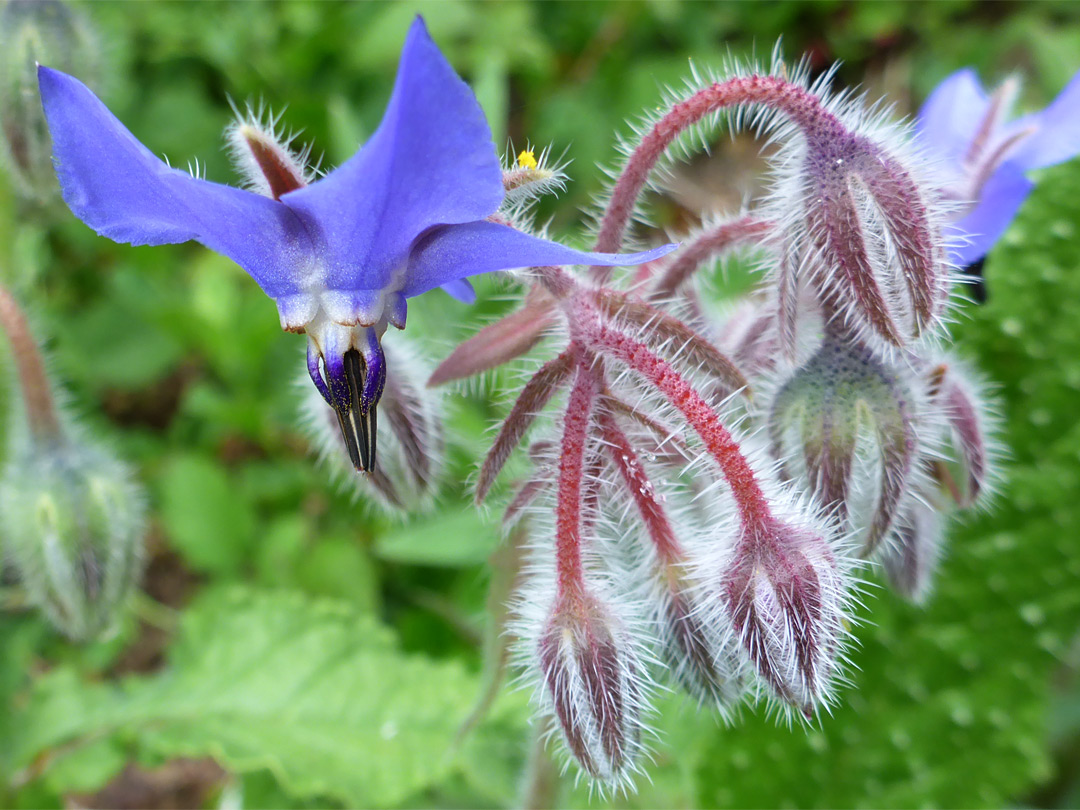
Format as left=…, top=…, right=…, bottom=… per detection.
left=225, top=99, right=319, bottom=199
left=760, top=335, right=938, bottom=557
left=681, top=443, right=863, bottom=720
left=922, top=351, right=1003, bottom=511
left=509, top=440, right=656, bottom=792
left=0, top=420, right=146, bottom=641
left=300, top=335, right=446, bottom=515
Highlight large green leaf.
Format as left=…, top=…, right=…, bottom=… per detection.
left=8, top=588, right=478, bottom=807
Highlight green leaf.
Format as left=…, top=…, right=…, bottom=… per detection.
left=374, top=506, right=500, bottom=568
left=9, top=587, right=479, bottom=808
left=156, top=455, right=256, bottom=575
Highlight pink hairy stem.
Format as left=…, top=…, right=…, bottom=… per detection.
left=650, top=216, right=775, bottom=300
left=594, top=74, right=847, bottom=257
left=597, top=408, right=682, bottom=563
left=0, top=283, right=61, bottom=440
left=475, top=345, right=579, bottom=503
left=586, top=321, right=772, bottom=529
left=554, top=354, right=599, bottom=600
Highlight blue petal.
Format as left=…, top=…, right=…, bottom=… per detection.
left=38, top=66, right=312, bottom=300
left=1005, top=69, right=1080, bottom=171
left=401, top=221, right=678, bottom=299
left=947, top=162, right=1033, bottom=266
left=283, top=16, right=503, bottom=295
left=916, top=69, right=990, bottom=162
left=441, top=279, right=477, bottom=303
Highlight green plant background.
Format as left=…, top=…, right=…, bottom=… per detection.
left=2, top=1, right=1080, bottom=808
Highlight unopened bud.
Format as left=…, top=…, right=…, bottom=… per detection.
left=768, top=336, right=916, bottom=555
left=0, top=0, right=99, bottom=202
left=654, top=561, right=747, bottom=708
left=0, top=436, right=145, bottom=640
left=881, top=497, right=942, bottom=602
left=721, top=515, right=849, bottom=715
left=535, top=590, right=646, bottom=785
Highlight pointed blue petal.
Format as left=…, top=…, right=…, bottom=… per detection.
left=916, top=69, right=989, bottom=162
left=38, top=66, right=312, bottom=301
left=441, top=279, right=477, bottom=303
left=283, top=16, right=503, bottom=295
left=1005, top=69, right=1080, bottom=171
left=947, top=162, right=1033, bottom=266
left=401, top=221, right=677, bottom=299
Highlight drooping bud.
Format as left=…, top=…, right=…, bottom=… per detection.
left=768, top=335, right=916, bottom=555
left=303, top=334, right=444, bottom=511
left=881, top=495, right=943, bottom=603
left=0, top=0, right=99, bottom=203
left=534, top=589, right=646, bottom=785
left=924, top=360, right=994, bottom=509
left=0, top=436, right=145, bottom=641
left=795, top=128, right=948, bottom=346
left=719, top=512, right=849, bottom=715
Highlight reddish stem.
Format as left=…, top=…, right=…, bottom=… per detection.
left=588, top=322, right=772, bottom=529
left=0, top=284, right=61, bottom=440
left=650, top=216, right=775, bottom=300
left=597, top=408, right=682, bottom=563
left=554, top=352, right=598, bottom=599
left=595, top=74, right=846, bottom=255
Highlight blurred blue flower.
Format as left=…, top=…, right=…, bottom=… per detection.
left=917, top=67, right=1080, bottom=266
left=38, top=16, right=673, bottom=471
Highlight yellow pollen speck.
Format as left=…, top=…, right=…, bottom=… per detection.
left=517, top=150, right=538, bottom=170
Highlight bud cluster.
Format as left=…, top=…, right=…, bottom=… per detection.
left=430, top=51, right=998, bottom=787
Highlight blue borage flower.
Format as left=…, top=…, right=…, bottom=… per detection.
left=38, top=16, right=674, bottom=472
left=917, top=67, right=1080, bottom=266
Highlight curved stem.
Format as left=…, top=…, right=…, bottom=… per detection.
left=597, top=407, right=681, bottom=563
left=0, top=283, right=61, bottom=440
left=554, top=352, right=597, bottom=600
left=595, top=74, right=846, bottom=255
left=650, top=216, right=775, bottom=300
left=589, top=323, right=772, bottom=529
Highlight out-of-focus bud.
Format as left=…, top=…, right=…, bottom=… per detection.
left=654, top=560, right=747, bottom=707
left=302, top=335, right=445, bottom=513
left=0, top=437, right=145, bottom=641
left=535, top=590, right=645, bottom=786
left=924, top=360, right=994, bottom=509
left=768, top=336, right=916, bottom=555
left=721, top=514, right=848, bottom=716
left=0, top=0, right=99, bottom=203
left=881, top=495, right=942, bottom=603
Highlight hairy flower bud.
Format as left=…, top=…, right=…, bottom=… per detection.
left=302, top=335, right=445, bottom=513
left=769, top=335, right=916, bottom=555
left=534, top=589, right=646, bottom=785
left=881, top=496, right=942, bottom=603
left=719, top=513, right=849, bottom=715
left=0, top=0, right=99, bottom=202
left=0, top=435, right=145, bottom=640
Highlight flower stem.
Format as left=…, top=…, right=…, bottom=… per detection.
left=650, top=216, right=774, bottom=300
left=597, top=408, right=682, bottom=563
left=590, top=323, right=772, bottom=529
left=0, top=283, right=61, bottom=440
left=554, top=354, right=597, bottom=600
left=595, top=75, right=844, bottom=255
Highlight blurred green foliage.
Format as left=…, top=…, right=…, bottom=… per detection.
left=1, top=1, right=1080, bottom=808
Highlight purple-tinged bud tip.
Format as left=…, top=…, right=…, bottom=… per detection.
left=721, top=516, right=847, bottom=714
left=536, top=591, right=645, bottom=785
